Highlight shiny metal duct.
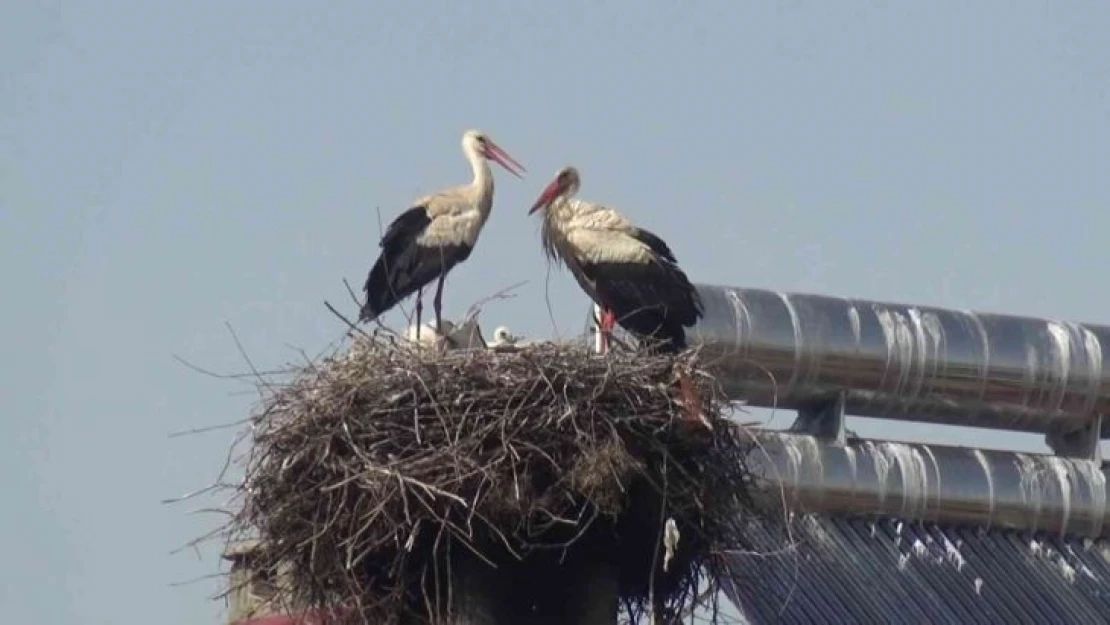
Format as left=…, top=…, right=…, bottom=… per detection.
left=749, top=431, right=1110, bottom=538
left=585, top=284, right=1110, bottom=456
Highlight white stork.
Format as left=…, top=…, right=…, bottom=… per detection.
left=529, top=166, right=703, bottom=354
left=403, top=317, right=486, bottom=351
left=359, top=129, right=525, bottom=335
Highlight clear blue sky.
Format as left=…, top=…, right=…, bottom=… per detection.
left=4, top=2, right=1110, bottom=623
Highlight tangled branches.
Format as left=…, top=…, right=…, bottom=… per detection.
left=225, top=337, right=759, bottom=624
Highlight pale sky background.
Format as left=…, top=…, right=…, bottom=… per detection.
left=4, top=2, right=1110, bottom=624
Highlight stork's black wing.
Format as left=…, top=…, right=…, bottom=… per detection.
left=359, top=205, right=470, bottom=323
left=584, top=252, right=702, bottom=353
left=631, top=227, right=679, bottom=263
left=380, top=206, right=432, bottom=251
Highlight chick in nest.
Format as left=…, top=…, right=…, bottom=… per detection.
left=403, top=318, right=486, bottom=352
left=488, top=325, right=533, bottom=351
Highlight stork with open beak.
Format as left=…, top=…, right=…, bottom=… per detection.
left=359, top=129, right=525, bottom=336
left=529, top=166, right=703, bottom=354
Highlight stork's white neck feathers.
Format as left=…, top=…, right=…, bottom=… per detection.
left=464, top=140, right=493, bottom=195
left=455, top=135, right=494, bottom=221
left=412, top=135, right=496, bottom=248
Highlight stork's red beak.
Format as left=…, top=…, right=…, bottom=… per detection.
left=529, top=178, right=562, bottom=214
left=485, top=142, right=526, bottom=179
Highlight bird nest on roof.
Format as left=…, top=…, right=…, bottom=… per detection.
left=225, top=335, right=760, bottom=624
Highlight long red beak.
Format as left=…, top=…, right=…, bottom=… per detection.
left=529, top=179, right=562, bottom=214
left=485, top=142, right=526, bottom=179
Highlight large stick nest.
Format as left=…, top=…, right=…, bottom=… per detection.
left=227, top=336, right=760, bottom=624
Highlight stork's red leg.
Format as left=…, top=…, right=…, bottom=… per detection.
left=599, top=307, right=617, bottom=353
left=601, top=308, right=616, bottom=333
left=432, top=272, right=446, bottom=335
left=594, top=306, right=608, bottom=353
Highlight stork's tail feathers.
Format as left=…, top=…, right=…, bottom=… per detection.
left=358, top=301, right=383, bottom=324
left=360, top=258, right=404, bottom=323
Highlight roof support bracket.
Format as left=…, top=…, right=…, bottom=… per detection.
left=1045, top=413, right=1103, bottom=463
left=788, top=390, right=848, bottom=446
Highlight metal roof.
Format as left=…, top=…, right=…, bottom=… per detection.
left=721, top=514, right=1110, bottom=625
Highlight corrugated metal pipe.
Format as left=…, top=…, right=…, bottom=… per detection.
left=749, top=431, right=1110, bottom=538
left=585, top=284, right=1110, bottom=457
left=689, top=284, right=1110, bottom=437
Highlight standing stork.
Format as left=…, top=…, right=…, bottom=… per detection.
left=359, top=129, right=525, bottom=336
left=528, top=166, right=703, bottom=354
